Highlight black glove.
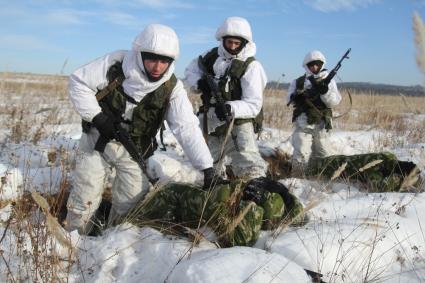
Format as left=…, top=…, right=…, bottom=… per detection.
left=315, top=81, right=329, bottom=95
left=245, top=177, right=296, bottom=207
left=92, top=112, right=117, bottom=140
left=203, top=167, right=229, bottom=190
left=242, top=184, right=265, bottom=205
left=197, top=78, right=210, bottom=94
left=291, top=92, right=306, bottom=104
left=214, top=104, right=232, bottom=121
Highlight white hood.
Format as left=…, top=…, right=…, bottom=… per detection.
left=212, top=17, right=257, bottom=76
left=302, top=50, right=326, bottom=75
left=122, top=24, right=179, bottom=101
left=215, top=16, right=253, bottom=42
left=132, top=24, right=179, bottom=60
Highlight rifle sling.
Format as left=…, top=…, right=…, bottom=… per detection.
left=95, top=75, right=125, bottom=102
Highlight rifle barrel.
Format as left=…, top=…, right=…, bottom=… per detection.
left=324, top=48, right=351, bottom=84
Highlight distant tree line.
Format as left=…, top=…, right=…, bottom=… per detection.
left=266, top=81, right=425, bottom=96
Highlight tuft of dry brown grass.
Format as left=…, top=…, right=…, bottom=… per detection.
left=263, top=88, right=292, bottom=130
left=413, top=12, right=425, bottom=79
left=0, top=72, right=79, bottom=144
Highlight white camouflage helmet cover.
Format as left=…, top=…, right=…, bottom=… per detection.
left=132, top=24, right=179, bottom=60
left=215, top=16, right=253, bottom=42
left=302, top=50, right=326, bottom=69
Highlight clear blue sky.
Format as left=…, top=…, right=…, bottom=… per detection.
left=1, top=0, right=425, bottom=86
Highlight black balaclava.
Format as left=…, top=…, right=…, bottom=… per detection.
left=222, top=36, right=248, bottom=55
left=141, top=51, right=174, bottom=82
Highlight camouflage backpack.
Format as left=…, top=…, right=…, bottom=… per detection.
left=307, top=152, right=422, bottom=192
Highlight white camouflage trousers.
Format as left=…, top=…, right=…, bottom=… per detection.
left=208, top=122, right=267, bottom=179
left=65, top=129, right=150, bottom=234
left=291, top=114, right=331, bottom=176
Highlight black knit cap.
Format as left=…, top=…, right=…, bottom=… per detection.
left=306, top=60, right=324, bottom=68
left=141, top=51, right=174, bottom=63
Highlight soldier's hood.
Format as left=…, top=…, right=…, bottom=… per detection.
left=302, top=50, right=327, bottom=75
left=121, top=50, right=175, bottom=102
left=215, top=16, right=253, bottom=42
left=133, top=23, right=179, bottom=60
left=119, top=24, right=178, bottom=101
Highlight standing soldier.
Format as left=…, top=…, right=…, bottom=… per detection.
left=185, top=16, right=268, bottom=180
left=66, top=24, right=216, bottom=234
left=286, top=50, right=342, bottom=177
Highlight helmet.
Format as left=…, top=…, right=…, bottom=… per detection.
left=303, top=50, right=326, bottom=68
left=215, top=17, right=253, bottom=42
left=132, top=24, right=179, bottom=60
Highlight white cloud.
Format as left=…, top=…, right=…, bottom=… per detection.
left=45, top=9, right=93, bottom=25
left=104, top=12, right=145, bottom=28
left=304, top=0, right=381, bottom=12
left=0, top=35, right=59, bottom=51
left=133, top=0, right=193, bottom=9
left=179, top=27, right=216, bottom=45
left=0, top=6, right=28, bottom=18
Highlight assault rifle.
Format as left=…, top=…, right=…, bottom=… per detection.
left=94, top=89, right=157, bottom=184
left=287, top=48, right=351, bottom=106
left=94, top=122, right=156, bottom=184
left=197, top=56, right=239, bottom=151
left=316, top=48, right=351, bottom=86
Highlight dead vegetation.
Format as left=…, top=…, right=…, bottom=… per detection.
left=0, top=58, right=424, bottom=282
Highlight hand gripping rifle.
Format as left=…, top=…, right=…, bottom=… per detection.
left=94, top=78, right=157, bottom=184
left=95, top=121, right=156, bottom=184
left=287, top=48, right=351, bottom=106
left=197, top=56, right=239, bottom=151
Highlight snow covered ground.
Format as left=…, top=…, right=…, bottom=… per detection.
left=0, top=122, right=424, bottom=282
left=0, top=76, right=424, bottom=282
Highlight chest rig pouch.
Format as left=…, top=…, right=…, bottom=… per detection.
left=200, top=47, right=263, bottom=135
left=82, top=61, right=176, bottom=158
left=292, top=74, right=332, bottom=130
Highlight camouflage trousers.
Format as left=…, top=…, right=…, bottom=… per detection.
left=307, top=152, right=422, bottom=192
left=129, top=180, right=304, bottom=247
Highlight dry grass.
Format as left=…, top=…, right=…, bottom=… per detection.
left=0, top=12, right=422, bottom=281
left=0, top=66, right=423, bottom=282
left=413, top=12, right=425, bottom=79
left=0, top=72, right=79, bottom=144
left=0, top=72, right=79, bottom=282
left=263, top=88, right=425, bottom=144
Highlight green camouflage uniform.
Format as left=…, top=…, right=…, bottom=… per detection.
left=307, top=152, right=422, bottom=192
left=129, top=180, right=304, bottom=247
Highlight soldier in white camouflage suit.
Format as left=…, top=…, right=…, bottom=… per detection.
left=286, top=50, right=341, bottom=177
left=185, top=17, right=268, bottom=180
left=66, top=24, right=217, bottom=235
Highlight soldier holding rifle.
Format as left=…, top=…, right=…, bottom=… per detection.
left=287, top=49, right=350, bottom=177
left=65, top=24, right=217, bottom=234
left=185, top=16, right=268, bottom=180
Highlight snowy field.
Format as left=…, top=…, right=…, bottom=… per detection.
left=0, top=73, right=424, bottom=282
